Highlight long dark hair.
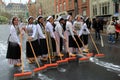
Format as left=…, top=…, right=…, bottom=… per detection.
left=12, top=16, right=18, bottom=25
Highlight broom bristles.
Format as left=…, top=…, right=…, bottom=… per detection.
left=86, top=53, right=93, bottom=57
left=33, top=66, right=47, bottom=72
left=66, top=57, right=76, bottom=61
left=95, top=54, right=105, bottom=57
left=45, top=63, right=58, bottom=67
left=14, top=72, right=32, bottom=77
left=56, top=59, right=68, bottom=64
left=79, top=57, right=89, bottom=61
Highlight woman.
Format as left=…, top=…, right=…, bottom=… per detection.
left=79, top=18, right=90, bottom=50
left=6, top=16, right=21, bottom=67
left=66, top=15, right=76, bottom=56
left=55, top=16, right=66, bottom=57
left=73, top=15, right=83, bottom=51
left=36, top=15, right=48, bottom=60
left=45, top=16, right=56, bottom=57
left=25, top=16, right=38, bottom=63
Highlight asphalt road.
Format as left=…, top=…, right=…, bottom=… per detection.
left=0, top=24, right=120, bottom=80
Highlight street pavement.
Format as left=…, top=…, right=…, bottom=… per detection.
left=0, top=25, right=120, bottom=80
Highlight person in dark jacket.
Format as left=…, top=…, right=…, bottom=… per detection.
left=92, top=18, right=101, bottom=40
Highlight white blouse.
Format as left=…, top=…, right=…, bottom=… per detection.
left=9, top=25, right=20, bottom=45
left=26, top=24, right=37, bottom=40
left=73, top=21, right=83, bottom=35
left=79, top=23, right=90, bottom=36
left=45, top=21, right=55, bottom=38
left=66, top=21, right=74, bottom=37
left=36, top=24, right=45, bottom=39
left=55, top=22, right=65, bottom=39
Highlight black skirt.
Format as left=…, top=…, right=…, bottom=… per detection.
left=6, top=41, right=21, bottom=59
left=82, top=34, right=88, bottom=45
left=38, top=39, right=48, bottom=55
left=60, top=37, right=63, bottom=52
left=69, top=35, right=83, bottom=48
left=74, top=35, right=83, bottom=48
left=51, top=38, right=56, bottom=52
left=69, top=35, right=75, bottom=47
left=26, top=39, right=39, bottom=58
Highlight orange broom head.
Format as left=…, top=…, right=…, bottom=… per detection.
left=45, top=63, right=58, bottom=67
left=86, top=53, right=93, bottom=57
left=33, top=65, right=47, bottom=72
left=14, top=72, right=32, bottom=77
left=95, top=54, right=105, bottom=57
left=56, top=59, right=68, bottom=64
left=79, top=57, right=89, bottom=61
left=66, top=57, right=76, bottom=61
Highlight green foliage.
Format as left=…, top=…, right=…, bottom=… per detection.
left=0, top=16, right=8, bottom=24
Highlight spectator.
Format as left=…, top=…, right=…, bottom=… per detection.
left=107, top=21, right=116, bottom=43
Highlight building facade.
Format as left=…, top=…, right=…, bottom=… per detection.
left=54, top=0, right=90, bottom=19
left=27, top=0, right=37, bottom=18
left=35, top=0, right=55, bottom=18
left=90, top=0, right=120, bottom=19
left=78, top=0, right=90, bottom=17
left=0, top=0, right=5, bottom=13
left=6, top=3, right=27, bottom=19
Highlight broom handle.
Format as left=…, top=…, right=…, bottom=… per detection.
left=77, top=35, right=85, bottom=48
left=28, top=40, right=40, bottom=67
left=26, top=30, right=40, bottom=67
left=20, top=32, right=24, bottom=73
left=45, top=31, right=52, bottom=64
left=54, top=37, right=63, bottom=60
left=89, top=34, right=100, bottom=54
left=73, top=36, right=84, bottom=56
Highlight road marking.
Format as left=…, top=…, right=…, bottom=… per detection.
left=90, top=57, right=120, bottom=76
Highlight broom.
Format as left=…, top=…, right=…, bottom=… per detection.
left=77, top=35, right=93, bottom=57
left=43, top=31, right=58, bottom=69
left=72, top=36, right=90, bottom=62
left=100, top=35, right=104, bottom=47
left=28, top=41, right=47, bottom=74
left=14, top=31, right=32, bottom=80
left=89, top=34, right=105, bottom=58
left=23, top=28, right=48, bottom=75
left=55, top=37, right=68, bottom=65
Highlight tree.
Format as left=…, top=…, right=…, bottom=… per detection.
left=0, top=12, right=12, bottom=20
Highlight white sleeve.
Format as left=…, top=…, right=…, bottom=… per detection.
left=85, top=24, right=90, bottom=34
left=37, top=24, right=45, bottom=38
left=50, top=25, right=55, bottom=38
left=67, top=22, right=74, bottom=37
left=10, top=25, right=20, bottom=45
left=79, top=25, right=84, bottom=36
left=31, top=25, right=37, bottom=38
left=46, top=22, right=55, bottom=38
left=57, top=25, right=65, bottom=39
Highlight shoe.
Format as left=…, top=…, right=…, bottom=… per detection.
left=58, top=53, right=64, bottom=57
left=14, top=63, right=21, bottom=67
left=108, top=41, right=111, bottom=43
left=83, top=49, right=89, bottom=53
left=41, top=57, right=48, bottom=61
left=112, top=41, right=115, bottom=43
left=27, top=59, right=34, bottom=64
left=69, top=52, right=76, bottom=57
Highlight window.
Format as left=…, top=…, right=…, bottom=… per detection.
left=63, top=2, right=66, bottom=10
left=82, top=0, right=86, bottom=3
left=56, top=5, right=59, bottom=12
left=82, top=8, right=86, bottom=16
left=93, top=5, right=97, bottom=16
left=69, top=0, right=72, bottom=9
left=100, top=2, right=110, bottom=15
left=60, top=3, right=62, bottom=12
